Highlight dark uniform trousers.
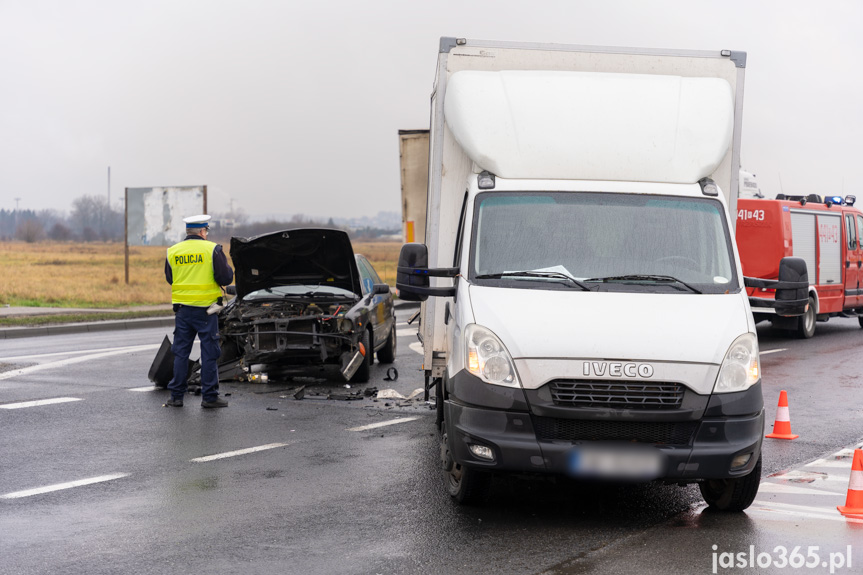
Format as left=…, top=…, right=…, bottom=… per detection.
left=168, top=305, right=221, bottom=402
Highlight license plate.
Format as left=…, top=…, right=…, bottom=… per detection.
left=568, top=444, right=665, bottom=481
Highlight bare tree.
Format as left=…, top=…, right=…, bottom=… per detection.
left=48, top=222, right=73, bottom=241
left=70, top=195, right=123, bottom=241
left=15, top=219, right=45, bottom=243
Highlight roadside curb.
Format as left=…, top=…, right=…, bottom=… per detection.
left=0, top=316, right=175, bottom=340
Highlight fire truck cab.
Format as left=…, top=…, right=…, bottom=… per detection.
left=736, top=194, right=863, bottom=337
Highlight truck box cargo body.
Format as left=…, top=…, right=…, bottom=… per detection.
left=397, top=38, right=807, bottom=511
left=737, top=196, right=863, bottom=337
left=398, top=130, right=430, bottom=244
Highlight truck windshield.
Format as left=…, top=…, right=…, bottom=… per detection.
left=470, top=192, right=738, bottom=294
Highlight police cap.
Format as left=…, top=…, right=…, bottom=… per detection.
left=183, top=214, right=211, bottom=229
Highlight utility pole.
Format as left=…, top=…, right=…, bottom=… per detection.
left=108, top=166, right=111, bottom=208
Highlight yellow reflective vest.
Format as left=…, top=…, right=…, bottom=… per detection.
left=167, top=239, right=222, bottom=306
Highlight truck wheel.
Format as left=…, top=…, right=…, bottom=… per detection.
left=441, top=426, right=491, bottom=505
left=699, top=456, right=761, bottom=511
left=351, top=329, right=372, bottom=383
left=377, top=324, right=396, bottom=364
left=796, top=297, right=816, bottom=339
left=859, top=316, right=863, bottom=329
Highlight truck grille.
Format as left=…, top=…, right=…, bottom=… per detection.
left=549, top=380, right=684, bottom=409
left=533, top=416, right=697, bottom=445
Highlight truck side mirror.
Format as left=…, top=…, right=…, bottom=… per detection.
left=774, top=257, right=809, bottom=317
left=396, top=243, right=459, bottom=301
left=373, top=283, right=390, bottom=295
left=397, top=243, right=431, bottom=302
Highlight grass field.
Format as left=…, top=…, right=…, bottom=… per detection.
left=0, top=240, right=402, bottom=308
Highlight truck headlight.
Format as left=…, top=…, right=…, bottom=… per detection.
left=465, top=324, right=520, bottom=387
left=714, top=333, right=760, bottom=393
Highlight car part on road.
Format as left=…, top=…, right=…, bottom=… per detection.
left=147, top=336, right=197, bottom=388
left=351, top=329, right=372, bottom=383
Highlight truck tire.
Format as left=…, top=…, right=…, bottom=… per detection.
left=377, top=323, right=396, bottom=364
left=441, top=425, right=491, bottom=505
left=699, top=456, right=761, bottom=511
left=435, top=378, right=444, bottom=432
left=859, top=316, right=863, bottom=329
left=351, top=329, right=372, bottom=383
left=796, top=297, right=816, bottom=339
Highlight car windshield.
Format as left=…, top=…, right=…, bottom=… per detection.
left=470, top=191, right=738, bottom=294
left=243, top=284, right=358, bottom=301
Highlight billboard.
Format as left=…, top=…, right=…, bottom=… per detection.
left=125, top=186, right=207, bottom=246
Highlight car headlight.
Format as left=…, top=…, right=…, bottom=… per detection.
left=714, top=333, right=760, bottom=393
left=465, top=324, right=520, bottom=387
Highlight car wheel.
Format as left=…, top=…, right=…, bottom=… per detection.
left=699, top=456, right=761, bottom=511
left=351, top=329, right=372, bottom=383
left=796, top=297, right=816, bottom=339
left=441, top=424, right=491, bottom=505
left=377, top=323, right=396, bottom=364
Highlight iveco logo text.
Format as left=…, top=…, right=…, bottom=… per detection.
left=583, top=362, right=654, bottom=378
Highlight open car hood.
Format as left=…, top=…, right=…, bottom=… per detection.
left=230, top=228, right=362, bottom=300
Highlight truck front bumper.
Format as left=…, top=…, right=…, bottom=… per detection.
left=445, top=397, right=764, bottom=481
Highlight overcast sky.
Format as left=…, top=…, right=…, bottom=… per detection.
left=1, top=0, right=860, bottom=220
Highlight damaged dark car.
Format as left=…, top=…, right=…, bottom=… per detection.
left=150, top=228, right=396, bottom=386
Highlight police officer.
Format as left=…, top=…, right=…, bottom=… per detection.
left=164, top=215, right=234, bottom=408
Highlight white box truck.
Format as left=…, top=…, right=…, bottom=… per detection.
left=397, top=38, right=808, bottom=510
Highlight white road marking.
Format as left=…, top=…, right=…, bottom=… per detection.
left=128, top=386, right=158, bottom=392
left=806, top=458, right=852, bottom=468
left=0, top=344, right=161, bottom=381
left=0, top=343, right=164, bottom=363
left=758, top=482, right=844, bottom=496
left=0, top=397, right=82, bottom=409
left=408, top=342, right=423, bottom=355
left=396, top=329, right=416, bottom=337
left=347, top=416, right=421, bottom=432
left=1, top=473, right=129, bottom=499
left=768, top=469, right=848, bottom=483
left=749, top=501, right=863, bottom=523
left=190, top=442, right=291, bottom=462
left=759, top=348, right=786, bottom=355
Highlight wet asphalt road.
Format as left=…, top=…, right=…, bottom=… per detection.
left=1, top=309, right=862, bottom=575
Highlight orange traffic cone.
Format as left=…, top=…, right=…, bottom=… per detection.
left=838, top=449, right=863, bottom=516
left=765, top=390, right=798, bottom=440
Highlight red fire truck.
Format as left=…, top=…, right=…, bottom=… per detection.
left=736, top=193, right=863, bottom=338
